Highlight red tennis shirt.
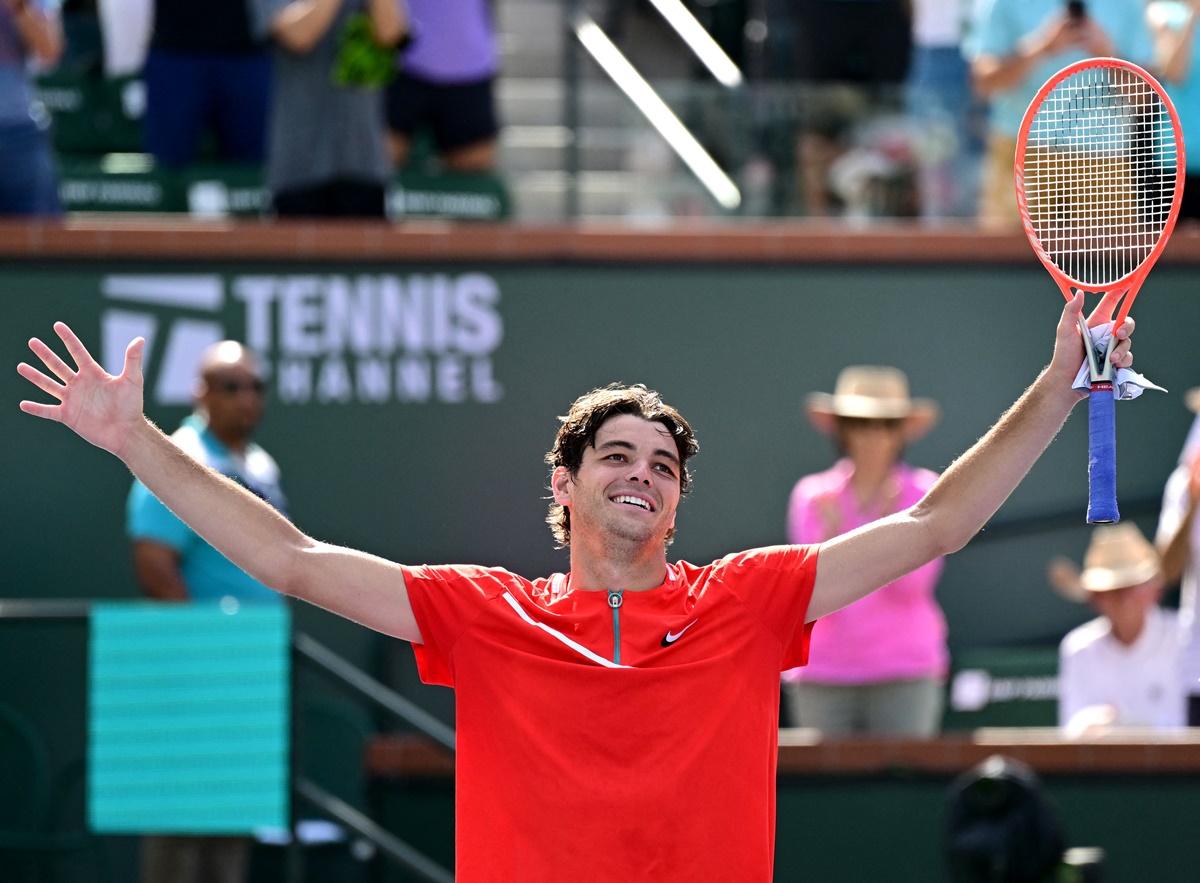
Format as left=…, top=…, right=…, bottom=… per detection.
left=403, top=544, right=818, bottom=882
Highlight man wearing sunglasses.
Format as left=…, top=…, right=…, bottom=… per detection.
left=124, top=340, right=284, bottom=883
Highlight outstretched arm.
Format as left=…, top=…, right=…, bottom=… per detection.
left=18, top=323, right=423, bottom=643
left=807, top=292, right=1133, bottom=622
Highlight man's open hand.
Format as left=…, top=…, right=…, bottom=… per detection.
left=18, top=322, right=146, bottom=459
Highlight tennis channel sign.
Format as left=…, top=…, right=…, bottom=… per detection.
left=100, top=273, right=506, bottom=406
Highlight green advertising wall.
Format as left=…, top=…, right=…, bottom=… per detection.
left=5, top=260, right=1194, bottom=641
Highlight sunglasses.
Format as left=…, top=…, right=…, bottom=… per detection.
left=214, top=379, right=267, bottom=396
left=836, top=417, right=904, bottom=431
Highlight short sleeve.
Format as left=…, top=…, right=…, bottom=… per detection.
left=965, top=0, right=1012, bottom=60
left=127, top=480, right=194, bottom=552
left=402, top=564, right=516, bottom=688
left=1116, top=2, right=1154, bottom=67
left=714, top=545, right=819, bottom=671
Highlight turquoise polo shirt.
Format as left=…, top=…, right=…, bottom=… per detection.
left=127, top=415, right=287, bottom=604
left=966, top=0, right=1153, bottom=138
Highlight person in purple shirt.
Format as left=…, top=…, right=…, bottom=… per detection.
left=385, top=0, right=499, bottom=172
left=0, top=0, right=62, bottom=215
left=782, top=365, right=949, bottom=736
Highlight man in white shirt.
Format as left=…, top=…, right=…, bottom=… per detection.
left=1050, top=524, right=1186, bottom=736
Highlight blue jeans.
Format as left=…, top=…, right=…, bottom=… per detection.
left=0, top=118, right=61, bottom=216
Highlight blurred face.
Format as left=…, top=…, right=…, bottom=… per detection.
left=1088, top=578, right=1162, bottom=639
left=197, top=344, right=265, bottom=444
left=835, top=416, right=906, bottom=468
left=552, top=414, right=682, bottom=549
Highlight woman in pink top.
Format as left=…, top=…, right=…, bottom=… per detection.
left=782, top=365, right=949, bottom=736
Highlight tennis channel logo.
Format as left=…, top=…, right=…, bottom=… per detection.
left=101, top=273, right=505, bottom=406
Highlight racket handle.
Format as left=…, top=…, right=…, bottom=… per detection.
left=1086, top=383, right=1119, bottom=524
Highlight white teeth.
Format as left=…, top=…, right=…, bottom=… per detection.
left=612, top=495, right=651, bottom=511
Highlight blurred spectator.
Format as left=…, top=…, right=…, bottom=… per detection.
left=781, top=366, right=948, bottom=736
left=385, top=0, right=499, bottom=172
left=97, top=0, right=153, bottom=77
left=1049, top=524, right=1185, bottom=737
left=906, top=0, right=981, bottom=218
left=786, top=0, right=912, bottom=216
left=1156, top=386, right=1200, bottom=724
left=966, top=0, right=1151, bottom=229
left=251, top=0, right=407, bottom=217
left=1148, top=0, right=1200, bottom=221
left=127, top=341, right=286, bottom=883
left=140, top=0, right=272, bottom=168
left=0, top=0, right=63, bottom=216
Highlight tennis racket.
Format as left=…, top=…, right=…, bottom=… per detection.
left=1015, top=57, right=1184, bottom=523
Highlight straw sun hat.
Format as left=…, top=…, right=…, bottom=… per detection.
left=1047, top=523, right=1162, bottom=603
left=806, top=365, right=939, bottom=441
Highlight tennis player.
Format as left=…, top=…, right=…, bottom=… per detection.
left=17, top=292, right=1133, bottom=882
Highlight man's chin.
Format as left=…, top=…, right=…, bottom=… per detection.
left=603, top=520, right=662, bottom=548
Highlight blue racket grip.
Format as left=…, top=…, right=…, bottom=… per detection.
left=1086, top=383, right=1119, bottom=524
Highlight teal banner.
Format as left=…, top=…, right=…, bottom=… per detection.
left=88, top=603, right=290, bottom=834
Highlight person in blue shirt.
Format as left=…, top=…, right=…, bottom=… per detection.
left=126, top=339, right=285, bottom=883
left=128, top=339, right=286, bottom=606
left=966, top=0, right=1153, bottom=229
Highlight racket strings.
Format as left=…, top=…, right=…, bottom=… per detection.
left=1020, top=65, right=1179, bottom=287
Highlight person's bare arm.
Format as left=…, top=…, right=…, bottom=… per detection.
left=131, top=540, right=190, bottom=601
left=366, top=0, right=406, bottom=47
left=3, top=0, right=63, bottom=65
left=807, top=292, right=1133, bottom=622
left=972, top=13, right=1112, bottom=97
left=271, top=0, right=344, bottom=53
left=18, top=323, right=423, bottom=643
left=1151, top=2, right=1199, bottom=84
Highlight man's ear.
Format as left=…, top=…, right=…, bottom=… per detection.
left=551, top=466, right=573, bottom=506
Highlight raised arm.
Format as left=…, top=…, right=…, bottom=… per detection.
left=807, top=293, right=1133, bottom=622
left=18, top=323, right=422, bottom=643
left=972, top=13, right=1113, bottom=97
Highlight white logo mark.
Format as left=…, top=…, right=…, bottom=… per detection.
left=662, top=620, right=699, bottom=645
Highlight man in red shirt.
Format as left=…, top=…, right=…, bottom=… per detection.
left=18, top=292, right=1131, bottom=882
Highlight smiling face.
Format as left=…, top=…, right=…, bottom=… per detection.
left=552, top=414, right=683, bottom=550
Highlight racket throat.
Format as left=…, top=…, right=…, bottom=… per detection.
left=1077, top=315, right=1115, bottom=383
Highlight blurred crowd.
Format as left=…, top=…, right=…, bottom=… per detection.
left=3, top=0, right=1200, bottom=221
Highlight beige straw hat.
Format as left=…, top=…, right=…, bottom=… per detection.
left=806, top=365, right=939, bottom=441
left=1047, top=523, right=1162, bottom=603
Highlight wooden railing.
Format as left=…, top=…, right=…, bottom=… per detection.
left=365, top=728, right=1200, bottom=780
left=5, top=219, right=1200, bottom=264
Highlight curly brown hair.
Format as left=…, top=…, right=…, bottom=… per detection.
left=544, top=383, right=699, bottom=548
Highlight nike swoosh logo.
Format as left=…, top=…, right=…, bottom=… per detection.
left=661, top=620, right=698, bottom=646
